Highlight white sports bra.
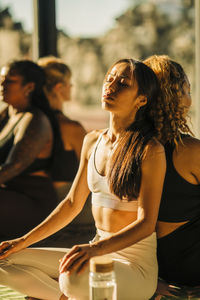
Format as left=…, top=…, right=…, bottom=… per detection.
left=87, top=131, right=138, bottom=212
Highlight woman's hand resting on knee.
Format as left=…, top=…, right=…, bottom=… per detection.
left=0, top=237, right=26, bottom=259
left=59, top=243, right=99, bottom=275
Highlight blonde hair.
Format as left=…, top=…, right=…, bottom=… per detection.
left=38, top=56, right=71, bottom=91
left=144, top=55, right=192, bottom=144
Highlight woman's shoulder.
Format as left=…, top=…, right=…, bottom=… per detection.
left=57, top=114, right=86, bottom=134
left=179, top=135, right=200, bottom=158
left=181, top=135, right=200, bottom=147
left=29, top=107, right=50, bottom=121
left=142, top=138, right=166, bottom=174
left=84, top=129, right=104, bottom=145
left=19, top=107, right=52, bottom=133
left=145, top=137, right=165, bottom=158
left=177, top=136, right=200, bottom=182
left=83, top=129, right=106, bottom=159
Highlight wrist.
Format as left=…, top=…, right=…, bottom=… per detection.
left=91, top=240, right=106, bottom=256
left=21, top=234, right=33, bottom=248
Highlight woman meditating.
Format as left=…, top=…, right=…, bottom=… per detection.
left=0, top=60, right=61, bottom=241
left=0, top=58, right=166, bottom=300
left=38, top=56, right=86, bottom=199
left=145, top=55, right=200, bottom=297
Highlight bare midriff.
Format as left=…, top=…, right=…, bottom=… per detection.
left=92, top=205, right=137, bottom=233
left=156, top=220, right=189, bottom=238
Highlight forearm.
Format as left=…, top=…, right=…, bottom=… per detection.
left=58, top=218, right=156, bottom=275
left=93, top=219, right=155, bottom=256
left=0, top=163, right=24, bottom=184
left=22, top=197, right=83, bottom=247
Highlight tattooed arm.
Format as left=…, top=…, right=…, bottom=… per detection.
left=0, top=108, right=52, bottom=184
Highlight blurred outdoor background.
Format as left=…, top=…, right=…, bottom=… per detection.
left=0, top=1, right=197, bottom=298
left=0, top=0, right=196, bottom=133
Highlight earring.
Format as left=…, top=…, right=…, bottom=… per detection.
left=136, top=105, right=140, bottom=111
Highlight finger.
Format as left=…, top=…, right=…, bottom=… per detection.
left=160, top=291, right=176, bottom=297
left=59, top=251, right=82, bottom=271
left=168, top=288, right=181, bottom=298
left=77, top=259, right=89, bottom=275
left=0, top=242, right=11, bottom=253
left=0, top=248, right=14, bottom=259
left=66, top=253, right=88, bottom=275
left=65, top=245, right=81, bottom=259
left=59, top=246, right=81, bottom=268
left=59, top=251, right=85, bottom=273
left=154, top=296, right=162, bottom=300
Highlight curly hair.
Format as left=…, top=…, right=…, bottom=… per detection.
left=144, top=55, right=192, bottom=145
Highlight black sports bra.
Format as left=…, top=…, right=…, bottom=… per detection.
left=48, top=110, right=79, bottom=182
left=50, top=148, right=78, bottom=181
left=158, top=138, right=200, bottom=222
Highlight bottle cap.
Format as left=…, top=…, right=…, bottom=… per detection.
left=90, top=256, right=114, bottom=273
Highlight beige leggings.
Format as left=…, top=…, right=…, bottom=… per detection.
left=0, top=231, right=158, bottom=300
left=60, top=230, right=158, bottom=300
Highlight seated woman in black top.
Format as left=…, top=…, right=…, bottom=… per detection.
left=38, top=56, right=86, bottom=200
left=0, top=60, right=62, bottom=241
left=144, top=55, right=200, bottom=291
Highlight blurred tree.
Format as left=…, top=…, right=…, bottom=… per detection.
left=0, top=1, right=195, bottom=106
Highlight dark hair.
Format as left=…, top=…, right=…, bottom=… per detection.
left=107, top=58, right=159, bottom=199
left=7, top=59, right=63, bottom=175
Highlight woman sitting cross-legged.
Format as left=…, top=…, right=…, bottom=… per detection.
left=38, top=56, right=86, bottom=200
left=0, top=60, right=62, bottom=241
left=145, top=55, right=200, bottom=298
left=0, top=58, right=166, bottom=300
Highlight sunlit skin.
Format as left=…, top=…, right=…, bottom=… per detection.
left=102, top=64, right=142, bottom=119
left=57, top=62, right=165, bottom=275
left=93, top=63, right=142, bottom=231
left=46, top=75, right=73, bottom=112
left=156, top=76, right=200, bottom=239
left=0, top=62, right=166, bottom=300
left=61, top=75, right=72, bottom=102
left=0, top=68, right=34, bottom=110
left=0, top=67, right=53, bottom=180
left=0, top=66, right=69, bottom=300
left=43, top=70, right=86, bottom=191
left=180, top=77, right=192, bottom=117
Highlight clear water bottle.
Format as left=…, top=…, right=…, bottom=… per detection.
left=89, top=256, right=117, bottom=300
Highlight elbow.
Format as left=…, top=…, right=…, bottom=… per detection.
left=139, top=218, right=156, bottom=238
left=62, top=196, right=84, bottom=216
left=137, top=208, right=157, bottom=237
left=146, top=223, right=156, bottom=236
